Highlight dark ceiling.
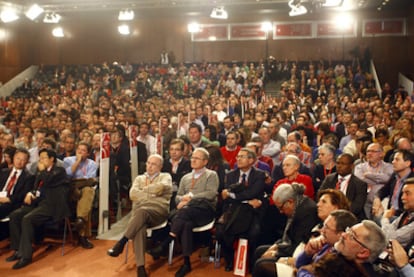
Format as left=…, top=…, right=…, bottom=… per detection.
left=3, top=0, right=412, bottom=19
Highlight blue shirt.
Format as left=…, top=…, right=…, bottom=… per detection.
left=63, top=156, right=97, bottom=179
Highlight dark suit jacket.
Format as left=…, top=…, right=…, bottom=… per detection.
left=32, top=165, right=71, bottom=220
left=162, top=158, right=191, bottom=188
left=377, top=172, right=414, bottom=215
left=224, top=166, right=266, bottom=204
left=137, top=141, right=148, bottom=174
left=221, top=167, right=266, bottom=235
left=278, top=196, right=318, bottom=257
left=319, top=173, right=367, bottom=220
left=0, top=168, right=34, bottom=218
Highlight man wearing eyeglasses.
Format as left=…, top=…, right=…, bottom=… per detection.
left=218, top=147, right=266, bottom=272
left=334, top=220, right=388, bottom=276
left=252, top=183, right=318, bottom=276
left=354, top=143, right=393, bottom=219
left=148, top=147, right=218, bottom=277
left=294, top=210, right=358, bottom=276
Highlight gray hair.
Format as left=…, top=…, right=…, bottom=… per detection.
left=361, top=220, right=387, bottom=262
left=318, top=143, right=336, bottom=156
left=193, top=147, right=210, bottom=160
left=272, top=183, right=305, bottom=204
left=148, top=154, right=164, bottom=166
left=284, top=154, right=301, bottom=166
left=239, top=147, right=257, bottom=160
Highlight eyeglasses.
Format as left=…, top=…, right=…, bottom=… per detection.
left=236, top=155, right=249, bottom=159
left=366, top=149, right=381, bottom=153
left=345, top=227, right=368, bottom=249
left=190, top=156, right=205, bottom=161
left=276, top=201, right=288, bottom=211
left=322, top=223, right=337, bottom=232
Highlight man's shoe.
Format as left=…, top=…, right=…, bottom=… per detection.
left=225, top=262, right=233, bottom=272
left=175, top=264, right=191, bottom=277
left=137, top=265, right=147, bottom=277
left=79, top=236, right=94, bottom=249
left=12, top=258, right=31, bottom=270
left=107, top=241, right=125, bottom=257
left=5, top=252, right=20, bottom=262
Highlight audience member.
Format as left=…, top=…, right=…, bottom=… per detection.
left=107, top=154, right=172, bottom=277
left=320, top=153, right=367, bottom=220
left=217, top=147, right=266, bottom=272
left=7, top=149, right=70, bottom=269
left=148, top=147, right=218, bottom=277
left=63, top=141, right=98, bottom=249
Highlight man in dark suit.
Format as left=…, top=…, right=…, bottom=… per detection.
left=0, top=148, right=34, bottom=219
left=6, top=148, right=70, bottom=269
left=253, top=183, right=318, bottom=276
left=373, top=149, right=414, bottom=218
left=319, top=153, right=367, bottom=220
left=188, top=123, right=209, bottom=152
left=161, top=138, right=191, bottom=211
left=218, top=147, right=266, bottom=271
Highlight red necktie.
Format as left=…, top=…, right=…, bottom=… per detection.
left=336, top=177, right=343, bottom=190
left=399, top=212, right=412, bottom=228
left=6, top=171, right=18, bottom=197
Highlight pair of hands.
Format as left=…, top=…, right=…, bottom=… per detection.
left=177, top=194, right=192, bottom=209
left=221, top=189, right=262, bottom=208
left=388, top=239, right=412, bottom=269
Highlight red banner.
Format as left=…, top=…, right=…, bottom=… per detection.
left=316, top=21, right=356, bottom=37
left=101, top=132, right=111, bottom=159
left=193, top=25, right=228, bottom=41
left=363, top=19, right=405, bottom=36
left=275, top=22, right=313, bottom=39
left=230, top=23, right=266, bottom=40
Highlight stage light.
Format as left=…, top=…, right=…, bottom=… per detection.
left=1, top=7, right=19, bottom=23
left=118, top=24, right=130, bottom=35
left=210, top=7, right=228, bottom=19
left=52, top=27, right=64, bottom=37
left=322, top=0, right=344, bottom=7
left=288, top=0, right=308, bottom=16
left=43, top=13, right=61, bottom=23
left=25, top=4, right=44, bottom=21
left=187, top=22, right=201, bottom=33
left=118, top=9, right=134, bottom=21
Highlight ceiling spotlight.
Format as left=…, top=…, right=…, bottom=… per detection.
left=118, top=9, right=134, bottom=21
left=52, top=27, right=64, bottom=37
left=210, top=7, right=228, bottom=19
left=288, top=0, right=308, bottom=16
left=1, top=7, right=19, bottom=23
left=187, top=22, right=201, bottom=33
left=43, top=13, right=61, bottom=23
left=118, top=24, right=130, bottom=35
left=25, top=4, right=44, bottom=21
left=322, top=0, right=344, bottom=7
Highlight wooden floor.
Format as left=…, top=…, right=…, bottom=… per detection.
left=0, top=238, right=244, bottom=277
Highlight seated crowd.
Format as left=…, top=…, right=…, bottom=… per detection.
left=0, top=58, right=413, bottom=277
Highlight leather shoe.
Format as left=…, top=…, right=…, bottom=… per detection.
left=137, top=265, right=147, bottom=277
left=225, top=262, right=233, bottom=272
left=107, top=241, right=125, bottom=257
left=12, top=258, right=32, bottom=270
left=175, top=264, right=191, bottom=277
left=5, top=252, right=20, bottom=262
left=79, top=236, right=94, bottom=249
